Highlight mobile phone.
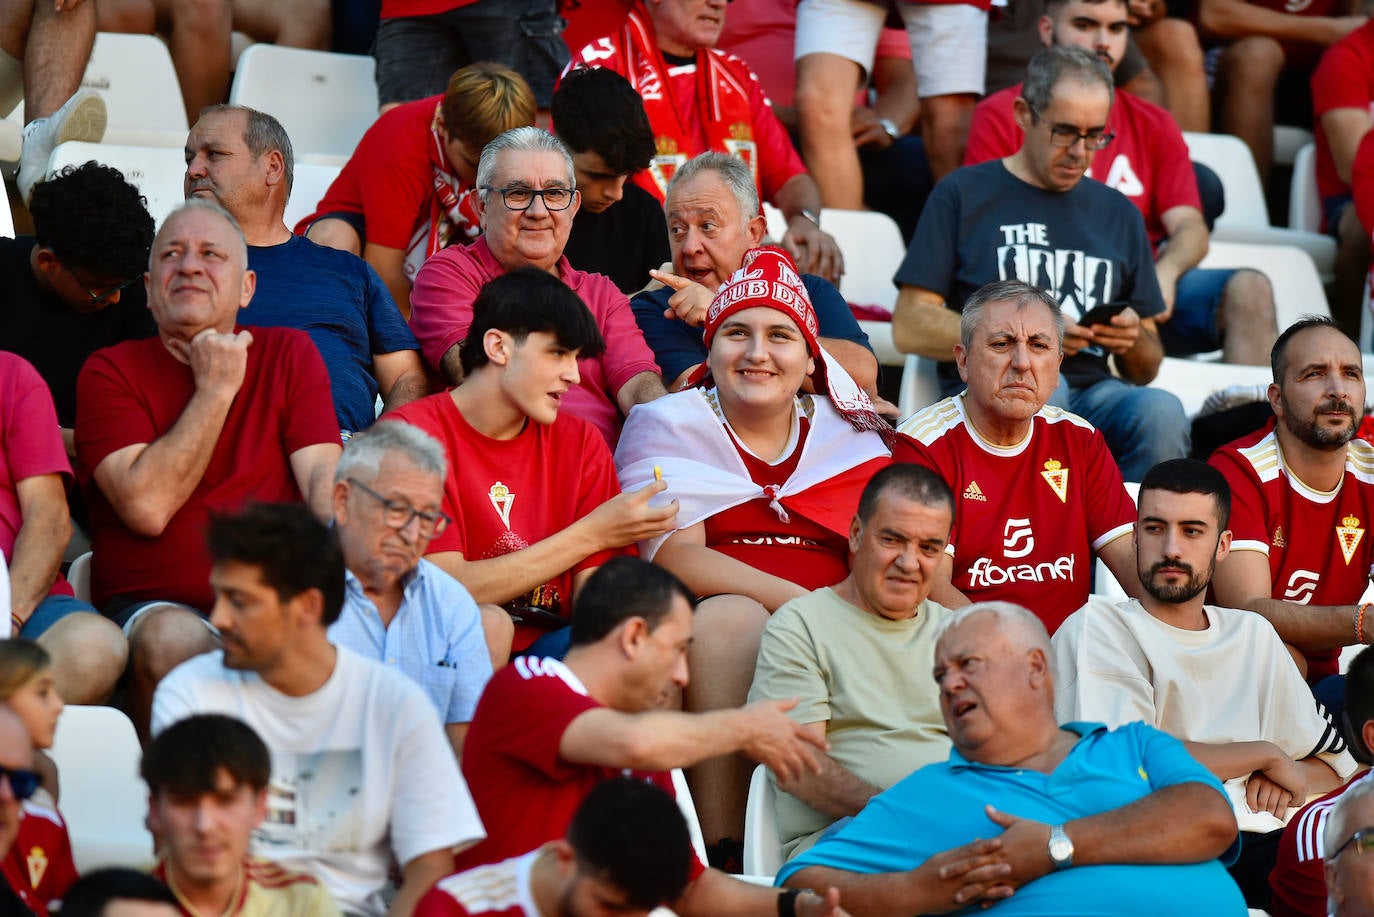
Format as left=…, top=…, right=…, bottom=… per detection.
left=1079, top=302, right=1129, bottom=326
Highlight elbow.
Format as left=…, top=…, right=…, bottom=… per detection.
left=1196, top=800, right=1241, bottom=860
left=119, top=503, right=173, bottom=539
left=614, top=732, right=673, bottom=771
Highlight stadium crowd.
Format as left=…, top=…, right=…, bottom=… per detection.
left=3, top=0, right=1374, bottom=914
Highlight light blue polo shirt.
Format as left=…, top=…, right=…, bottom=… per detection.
left=329, top=559, right=491, bottom=724
left=778, top=721, right=1245, bottom=915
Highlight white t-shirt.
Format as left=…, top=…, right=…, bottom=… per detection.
left=152, top=646, right=486, bottom=916
left=1052, top=597, right=1357, bottom=832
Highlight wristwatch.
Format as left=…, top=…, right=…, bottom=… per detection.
left=878, top=117, right=900, bottom=141
left=1048, top=824, right=1074, bottom=870
left=798, top=208, right=821, bottom=228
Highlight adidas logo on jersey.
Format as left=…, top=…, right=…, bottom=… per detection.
left=963, top=481, right=987, bottom=502
left=1272, top=526, right=1286, bottom=548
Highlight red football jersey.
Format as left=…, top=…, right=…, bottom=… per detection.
left=1210, top=422, right=1374, bottom=681
left=456, top=657, right=705, bottom=878
left=896, top=396, right=1136, bottom=633
left=2, top=798, right=78, bottom=917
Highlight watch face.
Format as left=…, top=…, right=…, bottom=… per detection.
left=1049, top=831, right=1074, bottom=866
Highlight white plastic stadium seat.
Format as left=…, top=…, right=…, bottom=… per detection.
left=49, top=705, right=154, bottom=871
left=284, top=162, right=342, bottom=232
left=1148, top=356, right=1274, bottom=419
left=897, top=354, right=942, bottom=419
left=66, top=552, right=92, bottom=604
left=1288, top=142, right=1320, bottom=232
left=669, top=768, right=709, bottom=866
left=47, top=141, right=186, bottom=227
left=1183, top=132, right=1336, bottom=278
left=1273, top=125, right=1315, bottom=168
left=0, top=186, right=12, bottom=238
left=80, top=33, right=188, bottom=147
left=820, top=208, right=906, bottom=310
left=1092, top=482, right=1140, bottom=600
left=1198, top=240, right=1331, bottom=334
left=743, top=764, right=784, bottom=878
left=230, top=45, right=377, bottom=164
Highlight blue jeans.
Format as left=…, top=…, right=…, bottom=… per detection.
left=1050, top=376, right=1190, bottom=482
left=1160, top=267, right=1232, bottom=357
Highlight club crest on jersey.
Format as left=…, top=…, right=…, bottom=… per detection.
left=26, top=846, right=47, bottom=889
left=1338, top=515, right=1365, bottom=565
left=962, top=481, right=987, bottom=502
left=489, top=482, right=515, bottom=529
left=1272, top=526, right=1286, bottom=548
left=1041, top=459, right=1068, bottom=504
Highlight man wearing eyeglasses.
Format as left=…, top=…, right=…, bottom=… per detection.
left=328, top=422, right=495, bottom=759
left=1324, top=782, right=1374, bottom=917
left=962, top=0, right=1277, bottom=368
left=892, top=45, right=1186, bottom=483
left=408, top=126, right=666, bottom=448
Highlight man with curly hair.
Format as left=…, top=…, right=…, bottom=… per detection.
left=0, top=161, right=156, bottom=449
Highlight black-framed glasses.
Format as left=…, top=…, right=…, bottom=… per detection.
left=1333, top=828, right=1374, bottom=859
left=347, top=478, right=451, bottom=537
left=0, top=765, right=40, bottom=801
left=481, top=185, right=576, bottom=212
left=1027, top=104, right=1115, bottom=150
left=61, top=261, right=142, bottom=305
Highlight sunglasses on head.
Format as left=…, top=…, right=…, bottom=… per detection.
left=0, top=765, right=40, bottom=801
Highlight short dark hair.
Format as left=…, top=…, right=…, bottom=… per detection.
left=1270, top=315, right=1356, bottom=382
left=1138, top=458, right=1231, bottom=530
left=460, top=267, right=606, bottom=376
left=142, top=714, right=271, bottom=796
left=567, top=778, right=694, bottom=910
left=30, top=161, right=155, bottom=279
left=1022, top=45, right=1114, bottom=115
left=1044, top=0, right=1128, bottom=17
left=570, top=557, right=695, bottom=647
left=206, top=503, right=346, bottom=626
left=1346, top=647, right=1374, bottom=764
left=857, top=463, right=955, bottom=525
left=59, top=868, right=178, bottom=916
left=552, top=68, right=656, bottom=175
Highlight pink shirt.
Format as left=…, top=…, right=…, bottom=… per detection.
left=408, top=237, right=660, bottom=446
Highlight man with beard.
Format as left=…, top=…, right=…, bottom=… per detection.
left=1209, top=317, right=1374, bottom=717
left=1052, top=458, right=1355, bottom=907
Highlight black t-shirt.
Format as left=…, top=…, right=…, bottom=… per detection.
left=895, top=159, right=1163, bottom=390
left=0, top=235, right=156, bottom=426
left=564, top=182, right=671, bottom=295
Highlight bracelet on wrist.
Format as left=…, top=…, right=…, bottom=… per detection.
left=777, top=887, right=805, bottom=917
left=1357, top=602, right=1371, bottom=645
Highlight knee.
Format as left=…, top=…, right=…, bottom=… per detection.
left=478, top=603, right=513, bottom=670
left=167, top=0, right=231, bottom=29
left=795, top=62, right=860, bottom=130
left=306, top=218, right=362, bottom=255
left=97, top=1, right=158, bottom=34
left=37, top=612, right=128, bottom=705
left=1221, top=269, right=1277, bottom=322
left=1223, top=36, right=1285, bottom=79
left=129, top=606, right=218, bottom=684
left=1146, top=19, right=1205, bottom=72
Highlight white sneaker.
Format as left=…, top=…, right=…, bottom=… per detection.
left=17, top=88, right=107, bottom=204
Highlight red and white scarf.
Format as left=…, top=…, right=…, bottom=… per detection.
left=403, top=101, right=483, bottom=281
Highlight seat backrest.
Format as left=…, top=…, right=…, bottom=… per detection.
left=821, top=208, right=906, bottom=310
left=0, top=187, right=12, bottom=238
left=229, top=45, right=377, bottom=161
left=743, top=764, right=783, bottom=877
left=1183, top=132, right=1271, bottom=229
left=1092, top=482, right=1140, bottom=599
left=1199, top=240, right=1330, bottom=332
left=1288, top=142, right=1321, bottom=233
left=48, top=141, right=187, bottom=228
left=66, top=552, right=92, bottom=604
left=898, top=354, right=943, bottom=419
left=669, top=768, right=710, bottom=866
left=49, top=705, right=154, bottom=872
left=284, top=162, right=342, bottom=231
left=81, top=33, right=188, bottom=147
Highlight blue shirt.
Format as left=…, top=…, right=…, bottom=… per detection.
left=778, top=721, right=1245, bottom=915
left=328, top=560, right=492, bottom=724
left=631, top=273, right=872, bottom=384
left=243, top=235, right=419, bottom=433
